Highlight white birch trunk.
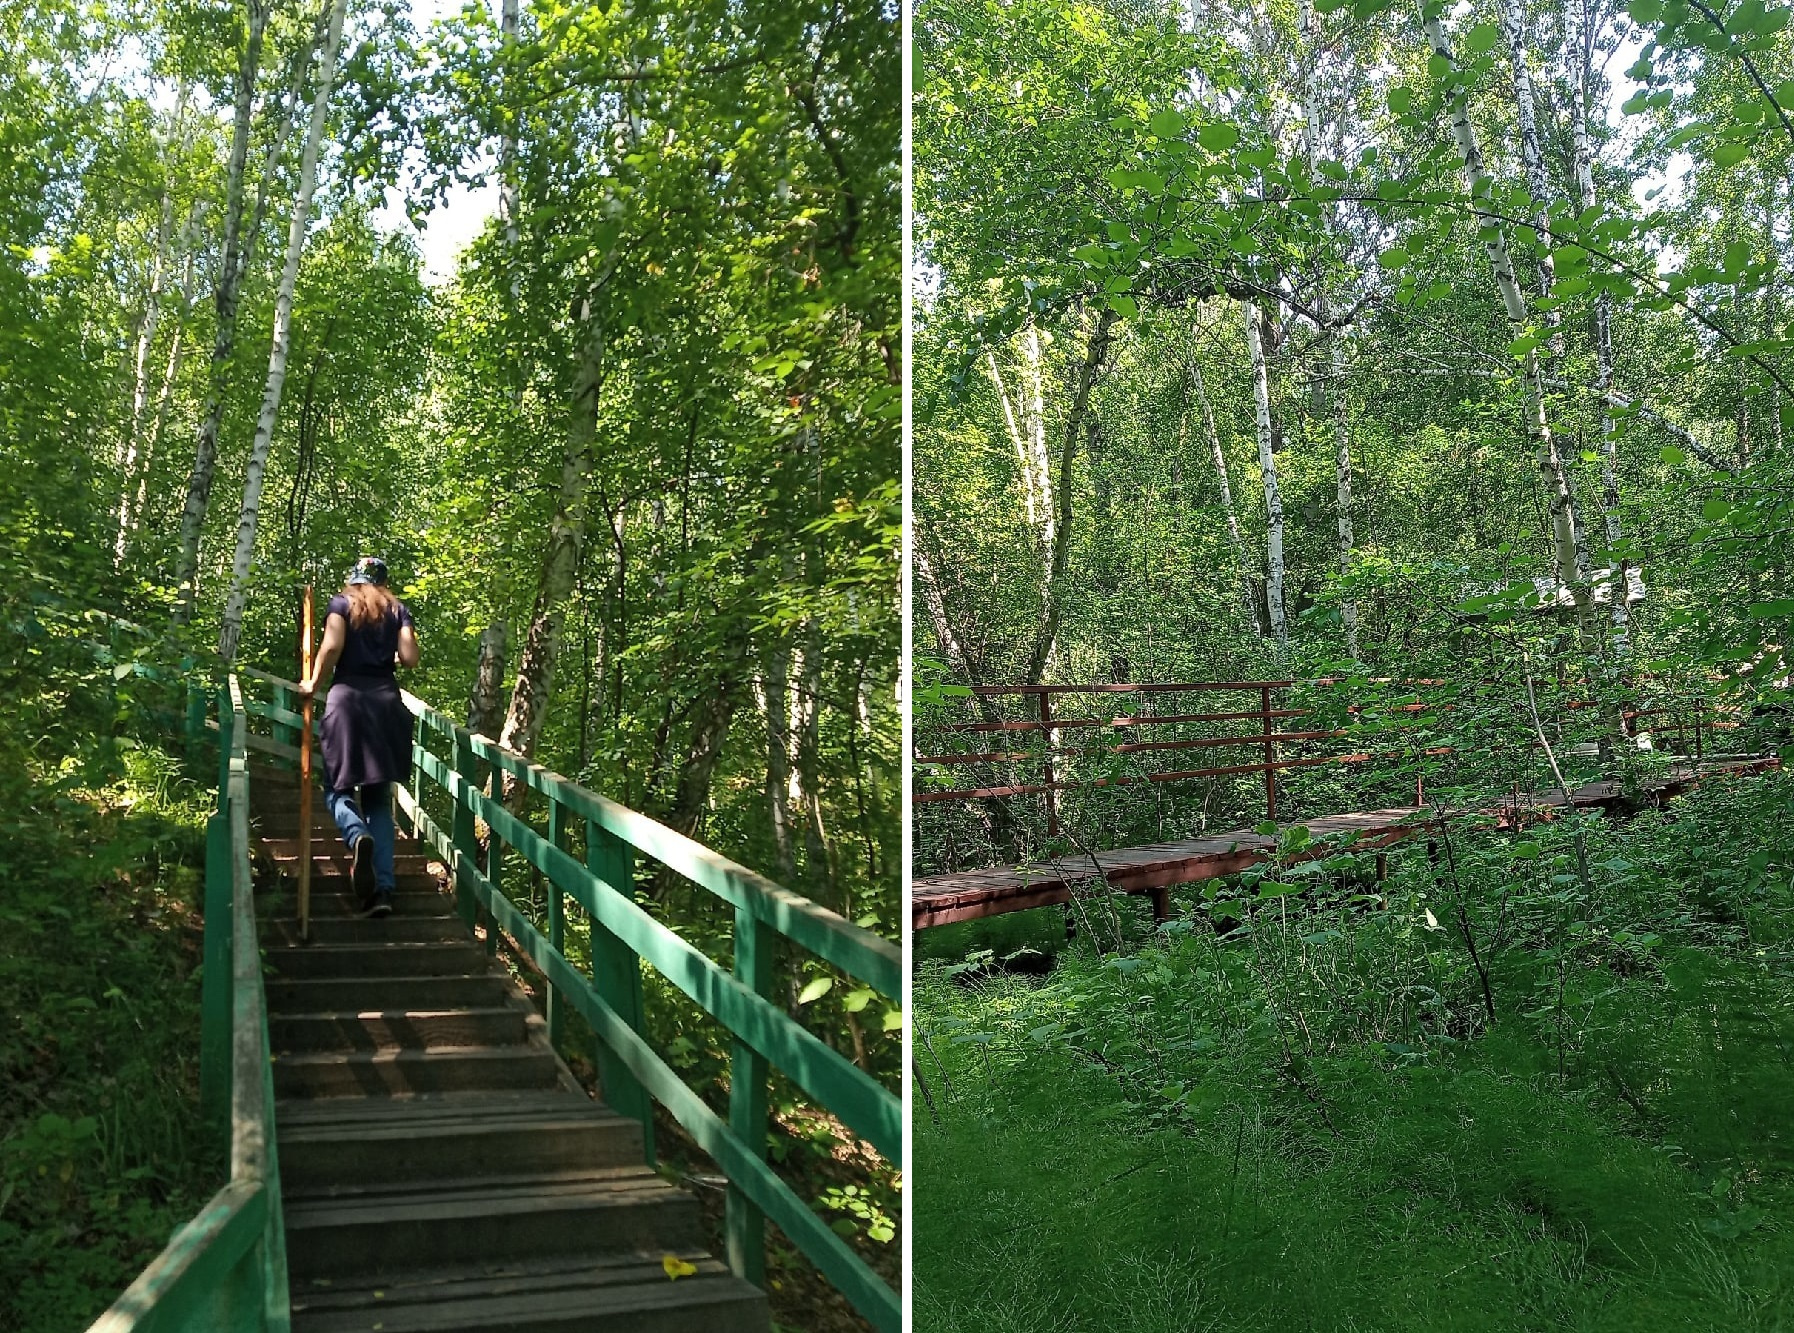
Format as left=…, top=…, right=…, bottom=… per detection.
left=116, top=188, right=186, bottom=564
left=1301, top=0, right=1356, bottom=654
left=499, top=0, right=521, bottom=280
left=985, top=350, right=1042, bottom=533
left=120, top=233, right=201, bottom=561
left=172, top=1, right=268, bottom=614
left=1572, top=0, right=1630, bottom=651
left=1333, top=339, right=1358, bottom=657
left=1424, top=10, right=1592, bottom=638
left=125, top=187, right=176, bottom=459
left=1501, top=0, right=1564, bottom=361
left=1021, top=323, right=1055, bottom=544
left=1190, top=355, right=1259, bottom=632
left=217, top=0, right=350, bottom=662
left=173, top=6, right=311, bottom=614
left=1246, top=302, right=1286, bottom=647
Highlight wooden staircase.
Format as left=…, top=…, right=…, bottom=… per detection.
left=249, top=765, right=769, bottom=1332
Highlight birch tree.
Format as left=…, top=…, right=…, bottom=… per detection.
left=216, top=0, right=350, bottom=662
left=1422, top=8, right=1594, bottom=640
left=1570, top=0, right=1630, bottom=650
left=171, top=0, right=270, bottom=617
left=1246, top=300, right=1287, bottom=646
left=1188, top=350, right=1259, bottom=632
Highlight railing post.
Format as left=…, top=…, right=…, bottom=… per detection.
left=1040, top=691, right=1058, bottom=838
left=484, top=768, right=504, bottom=956
left=546, top=798, right=568, bottom=1050
left=182, top=656, right=204, bottom=757
left=1261, top=684, right=1278, bottom=822
left=726, top=906, right=772, bottom=1286
left=199, top=746, right=233, bottom=1127
left=272, top=681, right=295, bottom=758
left=451, top=731, right=480, bottom=930
left=587, top=821, right=655, bottom=1163
left=408, top=712, right=426, bottom=840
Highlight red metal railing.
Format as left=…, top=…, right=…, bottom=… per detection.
left=914, top=678, right=1732, bottom=831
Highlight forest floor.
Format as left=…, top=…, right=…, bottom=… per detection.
left=914, top=774, right=1794, bottom=1332
left=0, top=746, right=218, bottom=1333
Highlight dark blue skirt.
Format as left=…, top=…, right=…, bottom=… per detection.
left=320, top=675, right=413, bottom=792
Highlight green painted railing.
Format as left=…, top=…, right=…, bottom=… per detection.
left=236, top=668, right=903, bottom=1330
left=88, top=676, right=290, bottom=1333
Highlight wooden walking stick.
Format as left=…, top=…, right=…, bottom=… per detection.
left=299, top=585, right=314, bottom=943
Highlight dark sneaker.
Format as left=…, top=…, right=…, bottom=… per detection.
left=351, top=835, right=376, bottom=908
left=370, top=890, right=394, bottom=919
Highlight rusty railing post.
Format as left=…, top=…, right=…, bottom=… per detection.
left=1041, top=690, right=1058, bottom=838
left=1261, top=684, right=1277, bottom=822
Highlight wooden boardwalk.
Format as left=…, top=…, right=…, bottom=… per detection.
left=913, top=758, right=1777, bottom=930
left=251, top=764, right=769, bottom=1332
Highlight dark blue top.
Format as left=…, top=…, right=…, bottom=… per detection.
left=327, top=594, right=414, bottom=680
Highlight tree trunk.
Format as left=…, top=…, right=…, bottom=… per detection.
left=1333, top=339, right=1359, bottom=657
left=1501, top=0, right=1565, bottom=363
left=119, top=213, right=200, bottom=563
left=118, top=170, right=177, bottom=553
left=1425, top=10, right=1593, bottom=640
left=467, top=623, right=508, bottom=737
left=1246, top=301, right=1286, bottom=647
left=1298, top=0, right=1356, bottom=656
left=171, top=0, right=268, bottom=617
left=217, top=0, right=350, bottom=662
left=986, top=348, right=1045, bottom=539
left=1189, top=353, right=1259, bottom=633
left=762, top=634, right=796, bottom=883
left=499, top=308, right=608, bottom=759
left=914, top=540, right=1021, bottom=862
left=1025, top=304, right=1116, bottom=683
left=1571, top=0, right=1630, bottom=651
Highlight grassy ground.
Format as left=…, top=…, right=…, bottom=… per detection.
left=0, top=742, right=219, bottom=1333
left=915, top=776, right=1794, bottom=1332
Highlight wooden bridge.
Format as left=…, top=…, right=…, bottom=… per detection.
left=92, top=669, right=900, bottom=1332
left=913, top=679, right=1777, bottom=930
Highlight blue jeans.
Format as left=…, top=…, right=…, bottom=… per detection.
left=324, top=783, right=395, bottom=892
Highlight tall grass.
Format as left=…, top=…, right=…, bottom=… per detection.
left=915, top=774, right=1794, bottom=1331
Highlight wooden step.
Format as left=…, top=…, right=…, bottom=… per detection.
left=283, top=1168, right=704, bottom=1279
left=267, top=941, right=489, bottom=980
left=266, top=974, right=512, bottom=1013
left=273, top=1044, right=561, bottom=1098
left=261, top=873, right=451, bottom=901
left=278, top=1091, right=644, bottom=1190
left=288, top=1252, right=768, bottom=1333
left=271, top=1006, right=530, bottom=1054
left=261, top=839, right=438, bottom=873
left=264, top=915, right=468, bottom=947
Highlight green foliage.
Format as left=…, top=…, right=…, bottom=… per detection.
left=0, top=728, right=219, bottom=1333
left=917, top=773, right=1794, bottom=1331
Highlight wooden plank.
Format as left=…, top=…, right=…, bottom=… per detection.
left=913, top=761, right=1781, bottom=928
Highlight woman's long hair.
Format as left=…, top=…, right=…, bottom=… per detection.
left=343, top=582, right=398, bottom=630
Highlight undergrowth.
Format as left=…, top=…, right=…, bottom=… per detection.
left=915, top=773, right=1794, bottom=1331
left=0, top=740, right=220, bottom=1333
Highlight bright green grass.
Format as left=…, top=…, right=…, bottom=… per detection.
left=0, top=742, right=221, bottom=1333
left=915, top=781, right=1794, bottom=1332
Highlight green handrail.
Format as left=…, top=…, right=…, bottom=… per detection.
left=88, top=677, right=290, bottom=1333
left=226, top=664, right=902, bottom=1328
left=391, top=688, right=902, bottom=1329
